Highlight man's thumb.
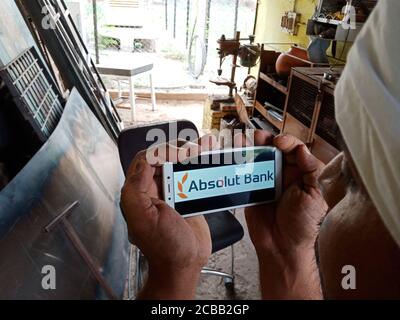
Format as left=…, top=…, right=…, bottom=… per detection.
left=126, top=159, right=155, bottom=193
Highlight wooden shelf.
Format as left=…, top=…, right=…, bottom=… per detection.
left=245, top=45, right=345, bottom=164
left=254, top=100, right=283, bottom=130
left=315, top=18, right=364, bottom=27
left=259, top=72, right=288, bottom=95
left=235, top=93, right=253, bottom=124
left=250, top=117, right=279, bottom=134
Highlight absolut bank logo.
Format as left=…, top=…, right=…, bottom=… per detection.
left=186, top=172, right=274, bottom=192
left=174, top=162, right=275, bottom=203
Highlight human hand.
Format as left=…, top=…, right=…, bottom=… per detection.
left=120, top=136, right=216, bottom=299
left=244, top=132, right=328, bottom=255
left=238, top=131, right=328, bottom=299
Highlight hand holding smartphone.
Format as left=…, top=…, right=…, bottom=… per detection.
left=163, top=146, right=282, bottom=217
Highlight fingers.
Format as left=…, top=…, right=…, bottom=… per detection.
left=294, top=145, right=324, bottom=190
left=146, top=142, right=187, bottom=165
left=295, top=145, right=325, bottom=190
left=233, top=132, right=248, bottom=147
left=144, top=134, right=219, bottom=166
left=274, top=134, right=324, bottom=171
left=126, top=151, right=147, bottom=178
left=232, top=131, right=323, bottom=190
left=177, top=134, right=219, bottom=162
left=173, top=134, right=219, bottom=162
left=127, top=134, right=219, bottom=199
left=273, top=134, right=306, bottom=166
left=296, top=144, right=324, bottom=175
left=122, top=159, right=158, bottom=222
left=254, top=130, right=275, bottom=146
left=273, top=134, right=325, bottom=190
left=233, top=132, right=304, bottom=165
left=194, top=134, right=219, bottom=152
left=273, top=134, right=305, bottom=154
left=125, top=159, right=155, bottom=192
left=230, top=132, right=325, bottom=190
left=233, top=129, right=274, bottom=147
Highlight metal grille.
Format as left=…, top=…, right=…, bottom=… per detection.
left=28, top=0, right=122, bottom=141
left=287, top=75, right=318, bottom=128
left=0, top=48, right=64, bottom=141
left=315, top=93, right=340, bottom=149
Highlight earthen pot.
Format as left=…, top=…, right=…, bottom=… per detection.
left=275, top=45, right=310, bottom=79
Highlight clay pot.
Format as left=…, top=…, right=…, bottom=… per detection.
left=276, top=45, right=310, bottom=78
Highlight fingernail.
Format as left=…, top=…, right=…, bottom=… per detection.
left=278, top=134, right=288, bottom=142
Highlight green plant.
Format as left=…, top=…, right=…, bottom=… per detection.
left=99, top=35, right=121, bottom=50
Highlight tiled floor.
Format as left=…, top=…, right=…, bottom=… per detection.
left=119, top=99, right=261, bottom=300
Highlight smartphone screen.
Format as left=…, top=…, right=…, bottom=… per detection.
left=163, top=147, right=282, bottom=217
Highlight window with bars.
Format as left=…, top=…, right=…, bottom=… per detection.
left=0, top=47, right=64, bottom=142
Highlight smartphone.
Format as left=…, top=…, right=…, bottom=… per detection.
left=162, top=146, right=282, bottom=217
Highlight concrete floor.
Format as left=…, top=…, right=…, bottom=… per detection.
left=196, top=210, right=261, bottom=300
left=117, top=98, right=204, bottom=133
left=118, top=99, right=261, bottom=300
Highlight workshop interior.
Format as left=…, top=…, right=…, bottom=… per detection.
left=0, top=0, right=384, bottom=300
